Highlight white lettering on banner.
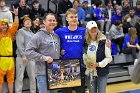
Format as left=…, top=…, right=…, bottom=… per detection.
left=67, top=40, right=80, bottom=42
left=65, top=35, right=82, bottom=39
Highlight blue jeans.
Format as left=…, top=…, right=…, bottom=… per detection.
left=86, top=74, right=108, bottom=93
left=37, top=75, right=57, bottom=93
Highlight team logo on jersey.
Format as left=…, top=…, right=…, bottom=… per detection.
left=89, top=45, right=96, bottom=51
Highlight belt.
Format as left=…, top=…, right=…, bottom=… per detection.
left=0, top=55, right=15, bottom=57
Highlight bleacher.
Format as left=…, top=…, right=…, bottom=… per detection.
left=108, top=53, right=138, bottom=83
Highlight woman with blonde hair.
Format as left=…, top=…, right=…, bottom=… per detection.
left=122, top=27, right=140, bottom=63
left=83, top=21, right=112, bottom=93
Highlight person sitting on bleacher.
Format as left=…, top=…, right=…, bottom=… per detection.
left=109, top=20, right=124, bottom=53
left=135, top=18, right=140, bottom=45
left=124, top=7, right=140, bottom=27
left=73, top=0, right=85, bottom=27
left=102, top=1, right=114, bottom=32
left=93, top=0, right=110, bottom=33
left=30, top=0, right=45, bottom=20
left=122, top=15, right=132, bottom=34
left=122, top=0, right=130, bottom=16
left=58, top=0, right=73, bottom=15
left=134, top=1, right=140, bottom=18
left=122, top=27, right=140, bottom=63
left=111, top=6, right=123, bottom=25
left=82, top=0, right=93, bottom=21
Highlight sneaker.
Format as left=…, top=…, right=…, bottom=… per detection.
left=134, top=59, right=139, bottom=66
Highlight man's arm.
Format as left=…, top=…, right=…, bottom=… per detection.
left=25, top=34, right=53, bottom=63
left=13, top=7, right=19, bottom=23
left=10, top=7, right=19, bottom=36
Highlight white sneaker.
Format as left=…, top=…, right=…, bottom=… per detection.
left=134, top=59, right=139, bottom=66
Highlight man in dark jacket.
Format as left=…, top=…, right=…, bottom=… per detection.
left=30, top=0, right=45, bottom=20
left=13, top=0, right=31, bottom=28
left=58, top=0, right=73, bottom=15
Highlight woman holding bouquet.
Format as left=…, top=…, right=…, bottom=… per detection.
left=83, top=21, right=112, bottom=93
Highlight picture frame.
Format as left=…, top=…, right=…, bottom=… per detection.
left=46, top=59, right=81, bottom=90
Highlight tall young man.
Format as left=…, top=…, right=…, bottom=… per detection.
left=55, top=8, right=86, bottom=93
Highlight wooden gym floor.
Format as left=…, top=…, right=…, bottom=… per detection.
left=71, top=81, right=140, bottom=93
left=106, top=81, right=140, bottom=93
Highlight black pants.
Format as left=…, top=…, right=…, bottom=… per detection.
left=61, top=70, right=85, bottom=93
left=123, top=47, right=138, bottom=59
left=112, top=37, right=124, bottom=53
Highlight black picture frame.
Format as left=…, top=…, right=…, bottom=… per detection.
left=46, top=59, right=81, bottom=90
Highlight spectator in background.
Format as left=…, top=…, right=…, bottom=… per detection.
left=31, top=17, right=40, bottom=33
left=122, top=27, right=140, bottom=63
left=102, top=1, right=115, bottom=32
left=30, top=0, right=45, bottom=20
left=103, top=2, right=115, bottom=20
left=73, top=0, right=85, bottom=26
left=122, top=15, right=132, bottom=34
left=135, top=18, right=140, bottom=45
left=39, top=19, right=45, bottom=29
left=91, top=0, right=96, bottom=9
left=115, top=0, right=122, bottom=5
left=15, top=16, right=36, bottom=93
left=100, top=0, right=106, bottom=8
left=109, top=20, right=124, bottom=53
left=82, top=0, right=93, bottom=21
left=93, top=0, right=110, bottom=32
left=125, top=7, right=140, bottom=26
left=129, top=0, right=133, bottom=7
left=111, top=6, right=123, bottom=24
left=122, top=0, right=130, bottom=16
left=112, top=0, right=119, bottom=10
left=13, top=0, right=31, bottom=28
left=135, top=1, right=140, bottom=18
left=58, top=0, right=73, bottom=15
left=0, top=0, right=13, bottom=27
left=12, top=0, right=31, bottom=9
left=104, top=0, right=110, bottom=6
left=57, top=0, right=73, bottom=27
left=0, top=8, right=19, bottom=93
